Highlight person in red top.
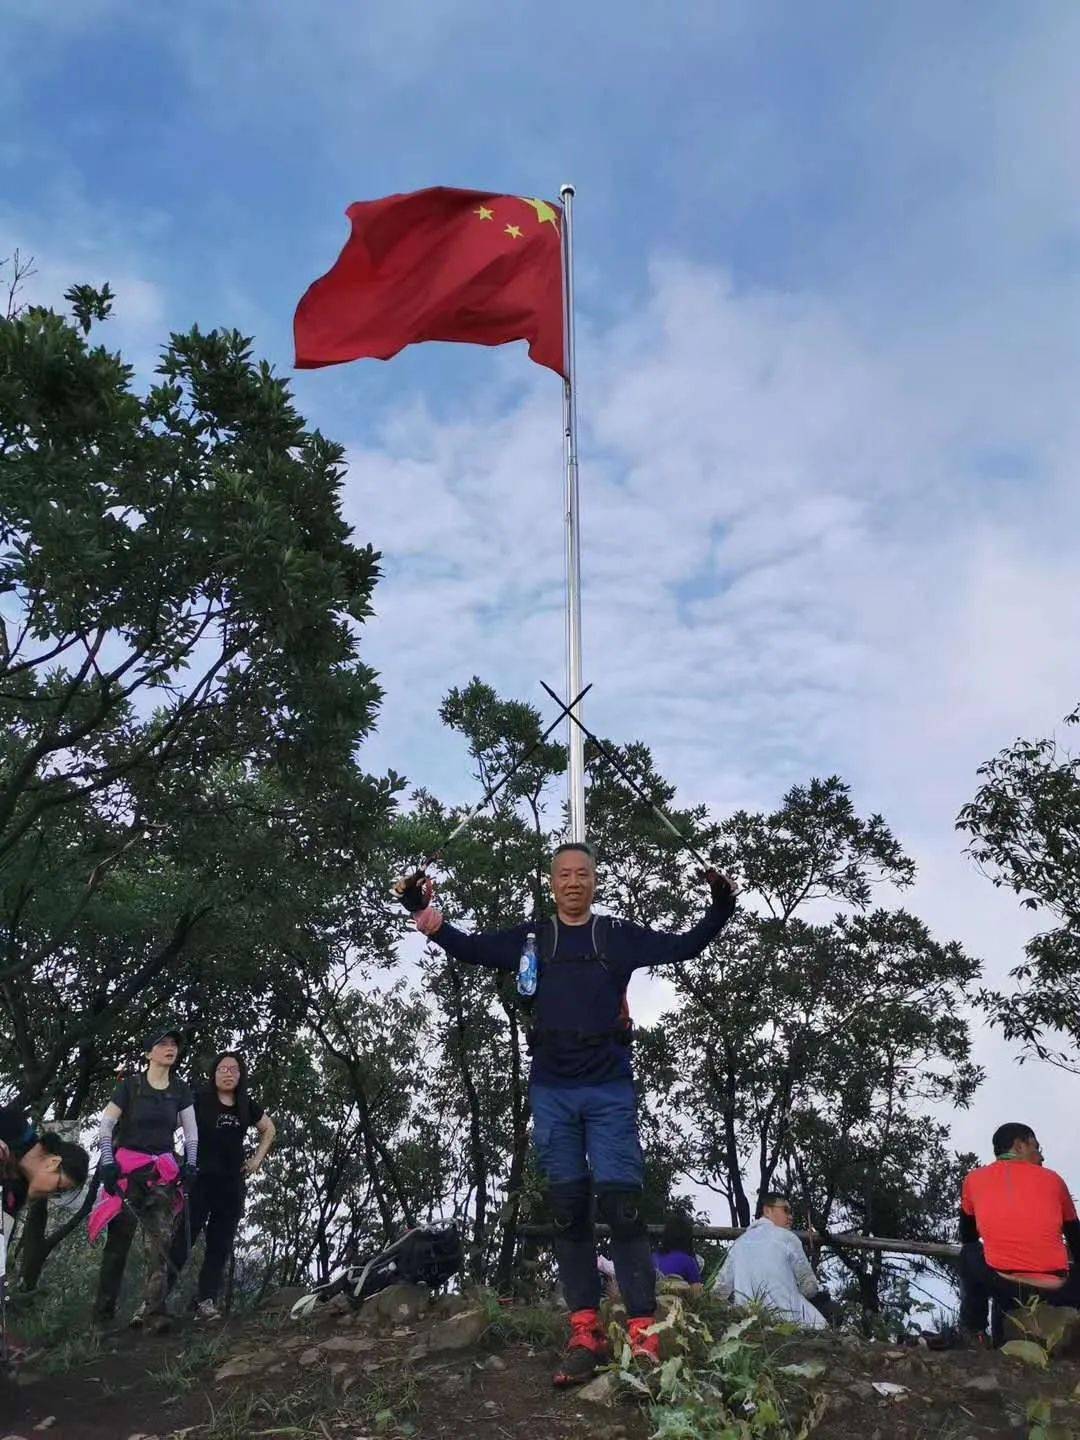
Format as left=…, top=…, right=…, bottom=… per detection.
left=959, top=1122, right=1080, bottom=1343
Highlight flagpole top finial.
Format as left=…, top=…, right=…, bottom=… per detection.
left=560, top=183, right=575, bottom=199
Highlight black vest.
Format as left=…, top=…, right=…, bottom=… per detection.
left=522, top=915, right=633, bottom=1050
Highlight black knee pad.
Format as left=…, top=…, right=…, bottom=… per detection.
left=596, top=1187, right=646, bottom=1241
left=548, top=1179, right=592, bottom=1241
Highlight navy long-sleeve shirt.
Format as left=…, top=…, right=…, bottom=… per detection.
left=431, top=892, right=735, bottom=1087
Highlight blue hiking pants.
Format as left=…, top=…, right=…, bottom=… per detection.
left=531, top=1080, right=654, bottom=1317
left=531, top=1078, right=645, bottom=1187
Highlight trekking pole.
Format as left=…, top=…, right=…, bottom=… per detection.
left=540, top=681, right=714, bottom=869
left=395, top=683, right=593, bottom=893
left=0, top=1224, right=8, bottom=1368
left=181, top=1178, right=193, bottom=1303
left=120, top=1197, right=187, bottom=1289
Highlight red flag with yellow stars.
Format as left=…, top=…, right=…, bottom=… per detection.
left=294, top=187, right=566, bottom=377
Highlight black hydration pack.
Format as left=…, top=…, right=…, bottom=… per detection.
left=290, top=1224, right=463, bottom=1318
left=522, top=915, right=633, bottom=1053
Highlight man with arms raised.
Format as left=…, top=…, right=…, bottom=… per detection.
left=959, top=1122, right=1080, bottom=1344
left=400, top=842, right=737, bottom=1386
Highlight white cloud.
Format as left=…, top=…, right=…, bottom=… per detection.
left=342, top=245, right=1080, bottom=1186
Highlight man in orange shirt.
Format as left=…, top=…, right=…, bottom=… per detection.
left=959, top=1122, right=1080, bottom=1343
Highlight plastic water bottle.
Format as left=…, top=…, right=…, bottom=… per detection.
left=517, top=934, right=538, bottom=998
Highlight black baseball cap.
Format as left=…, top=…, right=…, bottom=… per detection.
left=144, top=1025, right=183, bottom=1052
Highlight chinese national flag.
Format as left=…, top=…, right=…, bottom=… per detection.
left=294, top=187, right=566, bottom=378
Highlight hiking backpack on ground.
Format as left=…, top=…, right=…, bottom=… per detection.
left=290, top=1224, right=463, bottom=1318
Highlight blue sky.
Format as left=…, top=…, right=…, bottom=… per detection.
left=4, top=1, right=1080, bottom=1183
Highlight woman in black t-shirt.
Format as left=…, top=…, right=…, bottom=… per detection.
left=92, top=1026, right=197, bottom=1328
left=167, top=1050, right=276, bottom=1320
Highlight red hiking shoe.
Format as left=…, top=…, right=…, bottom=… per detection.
left=627, top=1314, right=661, bottom=1366
left=552, top=1308, right=611, bottom=1388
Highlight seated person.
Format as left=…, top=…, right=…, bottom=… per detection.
left=712, top=1193, right=827, bottom=1328
left=654, top=1211, right=704, bottom=1288
left=959, top=1122, right=1080, bottom=1343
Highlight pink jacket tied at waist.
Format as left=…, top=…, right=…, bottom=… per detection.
left=88, top=1147, right=183, bottom=1243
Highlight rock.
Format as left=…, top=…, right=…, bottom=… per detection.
left=435, top=1369, right=472, bottom=1397
left=848, top=1381, right=878, bottom=1402
left=317, top=1335, right=377, bottom=1356
left=298, top=1347, right=323, bottom=1368
left=962, top=1372, right=1000, bottom=1394
left=432, top=1292, right=474, bottom=1318
left=871, top=1381, right=909, bottom=1400
left=579, top=1371, right=620, bottom=1407
left=259, top=1286, right=308, bottom=1312
left=480, top=1354, right=506, bottom=1371
left=362, top=1282, right=430, bottom=1327
left=214, top=1355, right=269, bottom=1381
left=32, top=1422, right=57, bottom=1432
left=329, top=1361, right=349, bottom=1379
left=323, top=1291, right=353, bottom=1317
left=421, top=1306, right=491, bottom=1354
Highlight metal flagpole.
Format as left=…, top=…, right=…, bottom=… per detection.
left=560, top=183, right=586, bottom=843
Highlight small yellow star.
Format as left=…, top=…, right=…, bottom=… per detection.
left=505, top=224, right=523, bottom=239
left=474, top=206, right=494, bottom=221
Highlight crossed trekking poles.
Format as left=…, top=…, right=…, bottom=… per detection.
left=397, top=680, right=714, bottom=894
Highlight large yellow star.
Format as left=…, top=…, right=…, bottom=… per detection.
left=519, top=196, right=559, bottom=228
left=474, top=205, right=494, bottom=221
left=505, top=224, right=523, bottom=239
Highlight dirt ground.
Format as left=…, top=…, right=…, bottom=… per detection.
left=4, top=1293, right=1080, bottom=1440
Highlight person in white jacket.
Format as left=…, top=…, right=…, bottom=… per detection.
left=712, top=1194, right=827, bottom=1328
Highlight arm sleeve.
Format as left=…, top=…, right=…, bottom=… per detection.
left=179, top=1106, right=198, bottom=1166
left=959, top=1174, right=979, bottom=1241
left=712, top=1250, right=735, bottom=1299
left=621, top=892, right=737, bottom=971
left=430, top=921, right=529, bottom=973
left=787, top=1235, right=821, bottom=1298
left=0, top=1104, right=34, bottom=1150
left=98, top=1109, right=118, bottom=1167
left=1059, top=1175, right=1078, bottom=1223
left=249, top=1099, right=265, bottom=1126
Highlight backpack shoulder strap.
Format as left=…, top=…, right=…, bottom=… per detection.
left=591, top=915, right=613, bottom=960
left=534, top=917, right=557, bottom=964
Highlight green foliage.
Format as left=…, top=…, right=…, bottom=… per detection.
left=958, top=706, right=1080, bottom=1067
left=0, top=283, right=395, bottom=1128
left=619, top=1298, right=826, bottom=1440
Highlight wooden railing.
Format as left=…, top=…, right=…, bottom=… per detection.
left=518, top=1223, right=960, bottom=1261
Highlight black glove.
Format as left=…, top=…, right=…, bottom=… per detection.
left=702, top=867, right=736, bottom=906
left=393, top=871, right=429, bottom=914
left=99, top=1162, right=121, bottom=1196
left=180, top=1163, right=197, bottom=1187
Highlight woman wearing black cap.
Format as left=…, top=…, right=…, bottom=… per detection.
left=91, top=1026, right=198, bottom=1329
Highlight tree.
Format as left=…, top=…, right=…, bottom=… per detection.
left=958, top=705, right=1080, bottom=1069
left=639, top=779, right=981, bottom=1320
left=0, top=284, right=397, bottom=1284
